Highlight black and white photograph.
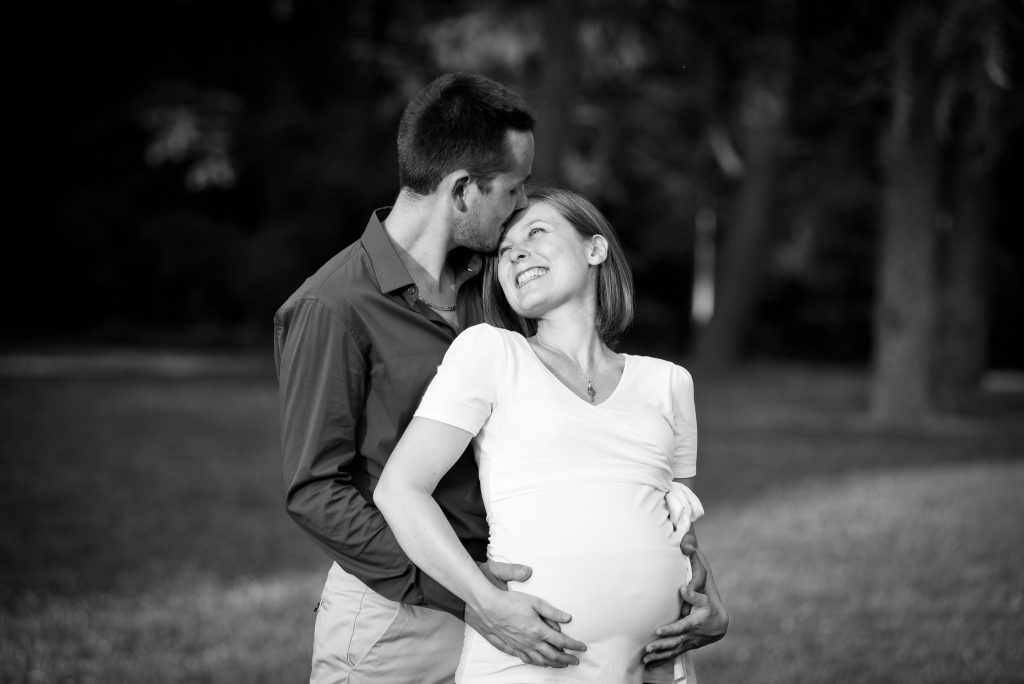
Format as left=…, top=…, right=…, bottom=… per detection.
left=4, top=1, right=1023, bottom=682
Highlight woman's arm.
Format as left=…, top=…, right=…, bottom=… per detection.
left=375, top=417, right=497, bottom=609
left=374, top=416, right=586, bottom=667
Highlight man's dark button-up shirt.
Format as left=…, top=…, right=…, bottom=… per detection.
left=274, top=208, right=486, bottom=617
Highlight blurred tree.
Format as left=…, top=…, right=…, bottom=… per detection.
left=533, top=0, right=579, bottom=185
left=871, top=2, right=944, bottom=424
left=13, top=0, right=1023, bottom=369
left=693, top=0, right=797, bottom=372
left=931, top=0, right=1021, bottom=411
left=870, top=0, right=1022, bottom=423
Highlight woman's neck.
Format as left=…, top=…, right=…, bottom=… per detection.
left=533, top=315, right=606, bottom=368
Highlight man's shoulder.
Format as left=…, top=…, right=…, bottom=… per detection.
left=280, top=239, right=377, bottom=314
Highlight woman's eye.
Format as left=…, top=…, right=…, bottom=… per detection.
left=529, top=227, right=543, bottom=237
left=497, top=246, right=510, bottom=258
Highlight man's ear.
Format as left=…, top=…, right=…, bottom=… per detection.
left=449, top=171, right=472, bottom=212
left=587, top=235, right=610, bottom=265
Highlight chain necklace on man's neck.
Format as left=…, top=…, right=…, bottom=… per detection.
left=417, top=295, right=456, bottom=312
left=536, top=339, right=601, bottom=403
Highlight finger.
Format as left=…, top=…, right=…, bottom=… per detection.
left=643, top=650, right=680, bottom=667
left=489, top=562, right=532, bottom=583
left=643, top=635, right=701, bottom=663
left=685, top=561, right=707, bottom=594
left=679, top=530, right=698, bottom=556
left=526, top=642, right=579, bottom=668
left=481, top=634, right=520, bottom=658
left=542, top=617, right=562, bottom=632
left=533, top=600, right=573, bottom=625
left=655, top=613, right=701, bottom=639
left=645, top=635, right=685, bottom=653
left=544, top=629, right=587, bottom=653
left=679, top=586, right=709, bottom=609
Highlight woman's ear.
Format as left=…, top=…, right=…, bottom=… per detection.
left=587, top=235, right=609, bottom=265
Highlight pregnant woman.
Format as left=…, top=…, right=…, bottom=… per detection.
left=376, top=188, right=716, bottom=683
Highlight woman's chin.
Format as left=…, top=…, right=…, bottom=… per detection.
left=509, top=301, right=545, bottom=320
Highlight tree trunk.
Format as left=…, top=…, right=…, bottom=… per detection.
left=533, top=0, right=577, bottom=186
left=932, top=156, right=992, bottom=412
left=870, top=6, right=941, bottom=425
left=694, top=41, right=792, bottom=372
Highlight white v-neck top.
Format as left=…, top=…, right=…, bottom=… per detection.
left=415, top=324, right=702, bottom=684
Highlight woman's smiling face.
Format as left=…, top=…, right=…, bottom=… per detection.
left=496, top=199, right=602, bottom=319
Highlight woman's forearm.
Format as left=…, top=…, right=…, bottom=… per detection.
left=375, top=480, right=498, bottom=610
left=373, top=417, right=500, bottom=613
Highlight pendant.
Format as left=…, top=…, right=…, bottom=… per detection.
left=586, top=380, right=596, bottom=403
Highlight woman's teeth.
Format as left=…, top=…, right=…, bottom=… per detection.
left=516, top=268, right=547, bottom=288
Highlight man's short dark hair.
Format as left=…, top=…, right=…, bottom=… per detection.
left=397, top=73, right=535, bottom=195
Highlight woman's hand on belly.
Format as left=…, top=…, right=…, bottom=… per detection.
left=464, top=586, right=588, bottom=668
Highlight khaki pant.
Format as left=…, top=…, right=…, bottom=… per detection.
left=310, top=562, right=465, bottom=684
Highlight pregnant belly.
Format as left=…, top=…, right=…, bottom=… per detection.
left=489, top=482, right=688, bottom=646
left=508, top=548, right=686, bottom=647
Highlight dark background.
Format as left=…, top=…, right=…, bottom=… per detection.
left=14, top=0, right=1024, bottom=383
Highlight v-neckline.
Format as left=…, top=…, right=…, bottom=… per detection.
left=518, top=335, right=629, bottom=408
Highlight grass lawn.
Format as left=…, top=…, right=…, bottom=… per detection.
left=2, top=354, right=1022, bottom=682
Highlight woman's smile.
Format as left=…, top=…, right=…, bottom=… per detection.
left=515, top=267, right=548, bottom=288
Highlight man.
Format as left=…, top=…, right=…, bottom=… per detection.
left=275, top=72, right=726, bottom=683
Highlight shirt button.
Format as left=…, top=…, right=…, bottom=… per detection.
left=406, top=286, right=416, bottom=294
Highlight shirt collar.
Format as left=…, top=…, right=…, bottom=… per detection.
left=360, top=208, right=484, bottom=294
left=361, top=208, right=414, bottom=294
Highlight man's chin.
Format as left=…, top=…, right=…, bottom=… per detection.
left=457, top=234, right=501, bottom=254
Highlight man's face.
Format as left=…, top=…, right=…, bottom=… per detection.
left=453, top=130, right=534, bottom=253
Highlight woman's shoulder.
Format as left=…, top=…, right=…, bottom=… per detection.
left=451, top=323, right=529, bottom=355
left=457, top=323, right=527, bottom=344
left=624, top=353, right=694, bottom=393
left=625, top=352, right=691, bottom=377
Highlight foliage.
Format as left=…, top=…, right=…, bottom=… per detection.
left=16, top=0, right=1024, bottom=366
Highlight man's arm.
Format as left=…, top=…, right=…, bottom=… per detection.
left=275, top=297, right=463, bottom=616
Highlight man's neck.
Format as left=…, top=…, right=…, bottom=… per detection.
left=383, top=190, right=455, bottom=291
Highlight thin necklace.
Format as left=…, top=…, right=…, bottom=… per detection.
left=417, top=296, right=456, bottom=312
left=536, top=340, right=600, bottom=403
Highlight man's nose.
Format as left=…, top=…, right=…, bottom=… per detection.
left=514, top=188, right=528, bottom=210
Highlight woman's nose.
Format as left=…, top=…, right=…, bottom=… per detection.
left=510, top=245, right=529, bottom=261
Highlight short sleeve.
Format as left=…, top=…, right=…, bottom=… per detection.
left=414, top=324, right=506, bottom=435
left=669, top=364, right=698, bottom=478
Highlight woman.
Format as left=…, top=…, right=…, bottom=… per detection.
left=375, top=188, right=708, bottom=683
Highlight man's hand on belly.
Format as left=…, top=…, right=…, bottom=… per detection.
left=465, top=561, right=588, bottom=668
left=642, top=550, right=729, bottom=667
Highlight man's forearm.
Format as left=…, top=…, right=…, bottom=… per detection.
left=286, top=477, right=466, bottom=616
left=277, top=298, right=465, bottom=617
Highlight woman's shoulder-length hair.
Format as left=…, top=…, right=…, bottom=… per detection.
left=482, top=187, right=635, bottom=345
